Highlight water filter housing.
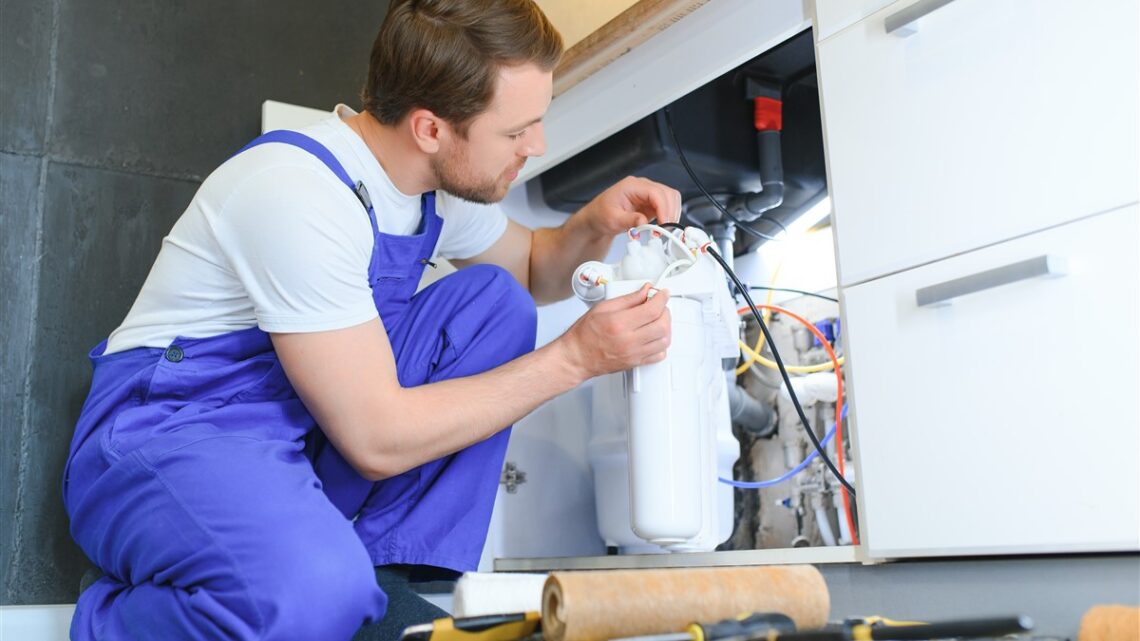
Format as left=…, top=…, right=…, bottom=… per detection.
left=576, top=228, right=739, bottom=551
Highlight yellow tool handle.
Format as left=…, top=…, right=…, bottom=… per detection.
left=687, top=613, right=797, bottom=641
left=404, top=611, right=542, bottom=641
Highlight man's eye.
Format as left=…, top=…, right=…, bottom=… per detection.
left=508, top=130, right=527, bottom=140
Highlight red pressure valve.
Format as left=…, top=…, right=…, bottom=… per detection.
left=754, top=97, right=782, bottom=131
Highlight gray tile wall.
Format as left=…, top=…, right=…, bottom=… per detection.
left=1, top=152, right=46, bottom=599
left=1, top=0, right=390, bottom=605
left=0, top=0, right=53, bottom=153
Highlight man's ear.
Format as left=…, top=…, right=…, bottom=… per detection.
left=408, top=108, right=444, bottom=154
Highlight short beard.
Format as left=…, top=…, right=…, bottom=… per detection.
left=431, top=152, right=505, bottom=205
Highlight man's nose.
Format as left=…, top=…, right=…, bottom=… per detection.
left=523, top=122, right=546, bottom=157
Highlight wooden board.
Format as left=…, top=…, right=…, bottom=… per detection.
left=553, top=0, right=712, bottom=97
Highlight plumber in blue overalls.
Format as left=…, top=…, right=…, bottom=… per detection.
left=62, top=1, right=680, bottom=640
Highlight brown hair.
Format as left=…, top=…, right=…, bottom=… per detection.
left=362, top=0, right=563, bottom=136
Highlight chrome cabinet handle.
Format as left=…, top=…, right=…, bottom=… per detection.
left=885, top=0, right=959, bottom=36
left=916, top=255, right=1066, bottom=307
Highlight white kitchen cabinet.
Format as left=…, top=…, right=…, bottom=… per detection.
left=817, top=0, right=1140, bottom=558
left=841, top=205, right=1140, bottom=557
left=813, top=0, right=899, bottom=41
left=492, top=0, right=1139, bottom=567
left=817, top=0, right=1139, bottom=286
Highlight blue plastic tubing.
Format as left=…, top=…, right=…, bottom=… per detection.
left=719, top=404, right=849, bottom=489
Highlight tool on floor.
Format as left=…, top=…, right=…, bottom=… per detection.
left=610, top=613, right=797, bottom=641
left=400, top=611, right=541, bottom=641
left=689, top=613, right=798, bottom=641
left=837, top=616, right=1033, bottom=641
left=611, top=614, right=1032, bottom=641
left=723, top=615, right=1034, bottom=641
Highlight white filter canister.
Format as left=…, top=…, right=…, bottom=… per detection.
left=627, top=297, right=704, bottom=543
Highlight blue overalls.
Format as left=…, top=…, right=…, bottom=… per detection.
left=62, top=131, right=538, bottom=641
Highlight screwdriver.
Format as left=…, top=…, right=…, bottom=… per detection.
left=690, top=613, right=798, bottom=641
left=400, top=611, right=541, bottom=641
left=611, top=612, right=796, bottom=641
left=614, top=614, right=1033, bottom=641
left=841, top=616, right=1034, bottom=641
left=731, top=615, right=1035, bottom=641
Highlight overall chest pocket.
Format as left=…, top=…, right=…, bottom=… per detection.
left=371, top=264, right=410, bottom=283
left=371, top=225, right=430, bottom=280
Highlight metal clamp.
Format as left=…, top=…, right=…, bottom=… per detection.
left=916, top=255, right=1066, bottom=307
left=885, top=0, right=959, bottom=37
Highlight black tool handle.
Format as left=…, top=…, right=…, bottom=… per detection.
left=453, top=613, right=529, bottom=632
left=741, top=616, right=1034, bottom=641
left=696, top=613, right=797, bottom=641
left=866, top=616, right=1034, bottom=640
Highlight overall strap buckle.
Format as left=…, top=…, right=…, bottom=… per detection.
left=354, top=181, right=373, bottom=211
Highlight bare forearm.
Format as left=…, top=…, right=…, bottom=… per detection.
left=362, top=339, right=587, bottom=478
left=529, top=216, right=614, bottom=304
left=277, top=282, right=669, bottom=482
left=528, top=175, right=681, bottom=303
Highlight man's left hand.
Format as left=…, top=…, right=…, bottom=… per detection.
left=579, top=176, right=682, bottom=237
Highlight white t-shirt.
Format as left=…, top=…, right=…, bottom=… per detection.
left=105, top=105, right=508, bottom=354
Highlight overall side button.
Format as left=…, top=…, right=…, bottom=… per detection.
left=164, top=346, right=185, bottom=363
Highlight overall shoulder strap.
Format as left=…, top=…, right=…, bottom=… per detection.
left=235, top=130, right=374, bottom=213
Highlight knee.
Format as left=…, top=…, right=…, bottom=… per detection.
left=472, top=265, right=537, bottom=340
left=452, top=264, right=537, bottom=354
left=260, top=544, right=385, bottom=640
left=456, top=264, right=530, bottom=303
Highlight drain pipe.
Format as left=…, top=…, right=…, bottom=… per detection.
left=730, top=82, right=785, bottom=221
left=727, top=380, right=777, bottom=438
left=679, top=84, right=785, bottom=237
left=706, top=221, right=737, bottom=272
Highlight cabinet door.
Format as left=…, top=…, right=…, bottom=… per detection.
left=818, top=0, right=1139, bottom=286
left=843, top=205, right=1139, bottom=557
left=813, top=0, right=900, bottom=42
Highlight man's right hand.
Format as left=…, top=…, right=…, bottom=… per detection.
left=560, top=283, right=672, bottom=380
left=273, top=283, right=670, bottom=481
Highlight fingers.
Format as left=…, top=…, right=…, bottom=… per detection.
left=608, top=313, right=670, bottom=368
left=636, top=318, right=671, bottom=350
left=628, top=176, right=681, bottom=225
left=625, top=287, right=670, bottom=329
left=636, top=184, right=671, bottom=224
left=657, top=182, right=682, bottom=224
left=594, top=285, right=670, bottom=328
left=627, top=330, right=670, bottom=365
left=628, top=178, right=680, bottom=226
left=572, top=283, right=673, bottom=375
left=588, top=176, right=682, bottom=236
left=618, top=298, right=672, bottom=358
left=593, top=283, right=651, bottom=312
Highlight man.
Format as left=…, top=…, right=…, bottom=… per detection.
left=63, top=1, right=679, bottom=639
